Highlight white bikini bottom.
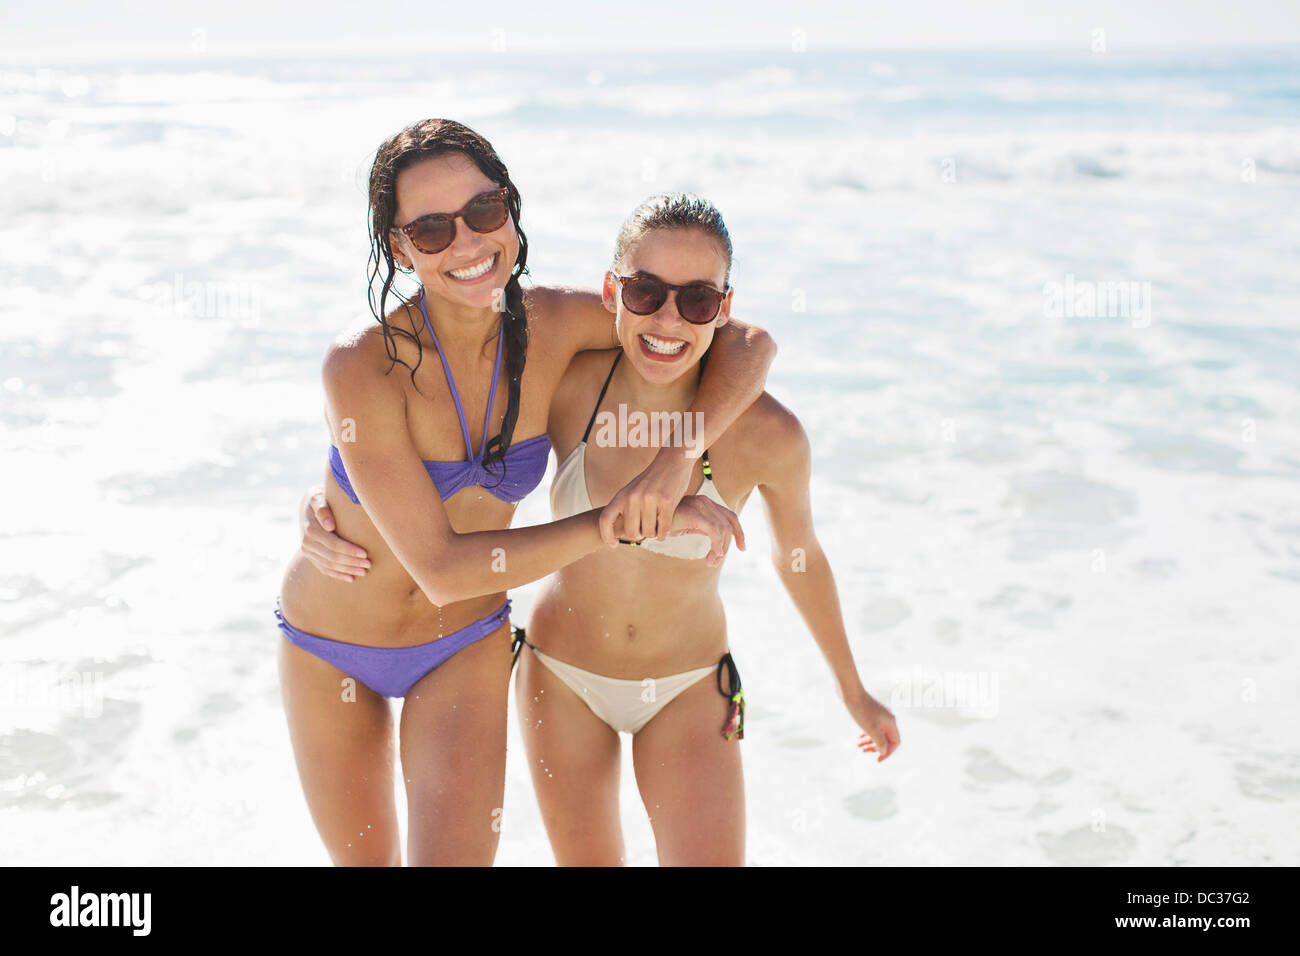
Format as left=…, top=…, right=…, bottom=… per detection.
left=524, top=643, right=720, bottom=735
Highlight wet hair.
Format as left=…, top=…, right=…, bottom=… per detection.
left=366, top=118, right=528, bottom=476
left=611, top=192, right=733, bottom=286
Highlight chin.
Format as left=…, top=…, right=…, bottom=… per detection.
left=639, top=350, right=698, bottom=383
left=444, top=283, right=503, bottom=310
left=473, top=285, right=508, bottom=308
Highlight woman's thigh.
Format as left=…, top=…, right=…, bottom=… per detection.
left=397, top=619, right=514, bottom=866
left=631, top=673, right=745, bottom=866
left=515, top=645, right=626, bottom=866
left=277, top=637, right=401, bottom=866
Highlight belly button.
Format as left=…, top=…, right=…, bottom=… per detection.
left=626, top=624, right=636, bottom=640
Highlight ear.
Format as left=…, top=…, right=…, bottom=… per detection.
left=601, top=272, right=618, bottom=313
left=389, top=230, right=415, bottom=272
left=715, top=286, right=733, bottom=328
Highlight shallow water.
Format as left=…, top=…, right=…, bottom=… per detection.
left=1, top=48, right=1297, bottom=865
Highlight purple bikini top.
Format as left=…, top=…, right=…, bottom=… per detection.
left=329, top=288, right=550, bottom=505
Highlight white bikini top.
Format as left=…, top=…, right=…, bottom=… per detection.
left=550, top=351, right=729, bottom=561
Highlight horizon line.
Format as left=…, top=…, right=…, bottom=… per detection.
left=3, top=39, right=1298, bottom=67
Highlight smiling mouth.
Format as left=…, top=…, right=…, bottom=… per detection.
left=447, top=253, right=497, bottom=281
left=639, top=333, right=688, bottom=355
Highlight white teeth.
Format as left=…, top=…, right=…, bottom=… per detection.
left=640, top=334, right=687, bottom=355
left=448, top=254, right=495, bottom=280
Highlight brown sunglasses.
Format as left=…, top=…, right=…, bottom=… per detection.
left=613, top=273, right=730, bottom=324
left=391, top=187, right=511, bottom=255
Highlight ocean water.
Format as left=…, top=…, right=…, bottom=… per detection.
left=1, top=48, right=1298, bottom=865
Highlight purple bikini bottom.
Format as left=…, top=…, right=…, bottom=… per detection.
left=275, top=598, right=512, bottom=698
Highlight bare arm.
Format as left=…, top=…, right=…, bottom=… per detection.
left=680, top=318, right=778, bottom=454
left=756, top=404, right=901, bottom=762
left=531, top=285, right=777, bottom=453
left=605, top=316, right=775, bottom=542
left=313, top=339, right=737, bottom=601
left=530, top=286, right=778, bottom=437
left=536, top=283, right=777, bottom=544
left=322, top=341, right=610, bottom=606
left=528, top=284, right=621, bottom=353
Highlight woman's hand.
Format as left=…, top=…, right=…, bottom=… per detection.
left=649, top=493, right=745, bottom=567
left=845, top=687, right=901, bottom=762
left=299, top=485, right=370, bottom=582
left=598, top=449, right=697, bottom=547
left=599, top=449, right=749, bottom=558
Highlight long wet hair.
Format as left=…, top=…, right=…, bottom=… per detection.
left=366, top=118, right=528, bottom=475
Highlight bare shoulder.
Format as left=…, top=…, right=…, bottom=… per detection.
left=521, top=284, right=562, bottom=336
left=567, top=345, right=623, bottom=377
left=727, top=391, right=806, bottom=447
left=549, top=348, right=622, bottom=443
left=321, top=301, right=420, bottom=396
left=525, top=283, right=596, bottom=322
left=716, top=391, right=810, bottom=487
left=524, top=283, right=615, bottom=357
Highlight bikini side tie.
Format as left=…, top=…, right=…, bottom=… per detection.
left=510, top=625, right=528, bottom=668
left=717, top=652, right=745, bottom=740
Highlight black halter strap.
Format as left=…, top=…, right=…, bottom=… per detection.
left=582, top=352, right=622, bottom=443
left=581, top=348, right=713, bottom=477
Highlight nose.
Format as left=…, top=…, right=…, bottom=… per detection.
left=649, top=294, right=690, bottom=329
left=639, top=287, right=692, bottom=325
left=446, top=215, right=488, bottom=256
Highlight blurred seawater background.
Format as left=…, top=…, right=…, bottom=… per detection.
left=1, top=47, right=1298, bottom=864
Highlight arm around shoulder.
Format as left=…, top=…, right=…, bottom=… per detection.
left=320, top=337, right=611, bottom=604
left=527, top=284, right=619, bottom=357
left=687, top=317, right=777, bottom=452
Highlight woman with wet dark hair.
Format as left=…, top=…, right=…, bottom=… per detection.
left=276, top=119, right=773, bottom=866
